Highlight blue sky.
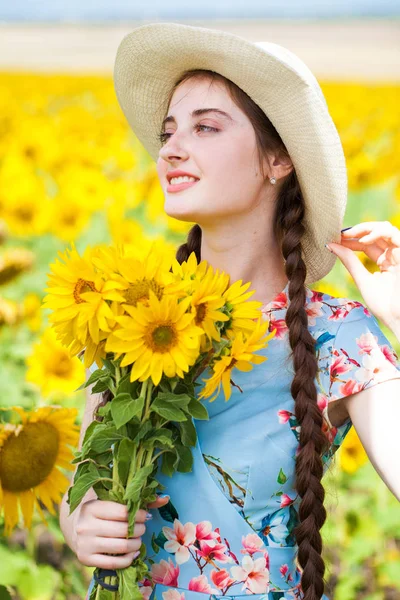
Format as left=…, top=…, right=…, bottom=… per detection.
left=1, top=0, right=399, bottom=21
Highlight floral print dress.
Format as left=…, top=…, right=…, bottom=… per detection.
left=85, top=282, right=400, bottom=600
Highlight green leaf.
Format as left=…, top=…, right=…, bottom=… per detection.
left=175, top=444, right=193, bottom=473
left=124, top=464, right=154, bottom=502
left=161, top=451, right=176, bottom=477
left=68, top=463, right=100, bottom=513
left=89, top=425, right=125, bottom=453
left=186, top=399, right=209, bottom=420
left=152, top=400, right=187, bottom=422
left=117, top=438, right=137, bottom=487
left=154, top=530, right=168, bottom=549
left=151, top=533, right=160, bottom=554
left=111, top=393, right=145, bottom=428
left=117, top=565, right=144, bottom=600
left=76, top=368, right=106, bottom=390
left=179, top=418, right=197, bottom=447
left=157, top=500, right=179, bottom=523
left=154, top=391, right=191, bottom=408
left=277, top=468, right=287, bottom=484
left=92, top=376, right=113, bottom=394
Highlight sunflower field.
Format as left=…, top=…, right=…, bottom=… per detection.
left=0, top=71, right=399, bottom=600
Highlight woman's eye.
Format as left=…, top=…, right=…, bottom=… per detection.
left=157, top=124, right=219, bottom=144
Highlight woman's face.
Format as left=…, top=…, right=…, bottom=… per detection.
left=156, top=77, right=271, bottom=226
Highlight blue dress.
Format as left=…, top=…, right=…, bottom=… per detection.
left=85, top=283, right=400, bottom=600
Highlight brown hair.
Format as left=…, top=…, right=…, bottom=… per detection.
left=96, top=69, right=331, bottom=599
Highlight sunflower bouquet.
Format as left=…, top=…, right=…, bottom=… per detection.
left=42, top=240, right=276, bottom=600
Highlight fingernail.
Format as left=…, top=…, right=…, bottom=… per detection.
left=132, top=550, right=140, bottom=559
left=145, top=512, right=153, bottom=520
left=325, top=243, right=334, bottom=253
left=341, top=227, right=353, bottom=232
left=157, top=494, right=170, bottom=499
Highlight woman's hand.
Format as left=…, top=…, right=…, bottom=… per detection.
left=74, top=494, right=169, bottom=569
left=326, top=221, right=400, bottom=332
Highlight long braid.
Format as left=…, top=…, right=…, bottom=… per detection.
left=276, top=171, right=329, bottom=599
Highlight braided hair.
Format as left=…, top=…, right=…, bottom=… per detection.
left=95, top=69, right=331, bottom=599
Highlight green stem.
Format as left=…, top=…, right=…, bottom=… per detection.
left=143, top=379, right=154, bottom=421
left=97, top=477, right=125, bottom=494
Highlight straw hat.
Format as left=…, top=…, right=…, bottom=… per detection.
left=113, top=22, right=347, bottom=285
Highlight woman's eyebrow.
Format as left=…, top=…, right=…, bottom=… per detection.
left=161, top=108, right=234, bottom=128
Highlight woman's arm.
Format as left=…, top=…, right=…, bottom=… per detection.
left=59, top=369, right=101, bottom=553
left=342, top=376, right=400, bottom=501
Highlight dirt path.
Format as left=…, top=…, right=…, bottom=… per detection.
left=0, top=19, right=399, bottom=81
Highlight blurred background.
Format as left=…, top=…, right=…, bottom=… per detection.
left=0, top=1, right=399, bottom=599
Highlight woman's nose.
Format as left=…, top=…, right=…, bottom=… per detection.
left=159, top=133, right=189, bottom=162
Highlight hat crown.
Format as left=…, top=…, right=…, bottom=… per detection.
left=254, top=41, right=327, bottom=107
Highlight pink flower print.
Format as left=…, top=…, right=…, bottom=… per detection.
left=355, top=348, right=399, bottom=383
left=280, top=493, right=294, bottom=508
left=305, top=300, right=323, bottom=326
left=241, top=533, right=264, bottom=555
left=329, top=306, right=349, bottom=321
left=210, top=568, right=236, bottom=590
left=139, top=580, right=154, bottom=600
left=317, top=393, right=328, bottom=413
left=263, top=550, right=270, bottom=571
left=356, top=331, right=379, bottom=354
left=196, top=540, right=233, bottom=563
left=163, top=519, right=196, bottom=565
left=196, top=521, right=220, bottom=543
left=330, top=354, right=353, bottom=383
left=268, top=291, right=288, bottom=311
left=278, top=409, right=291, bottom=424
left=267, top=317, right=288, bottom=339
left=161, top=590, right=185, bottom=600
left=310, top=290, right=324, bottom=303
left=188, top=574, right=216, bottom=593
left=150, top=558, right=180, bottom=587
left=230, top=555, right=270, bottom=594
left=338, top=380, right=363, bottom=397
left=382, top=344, right=399, bottom=366
left=279, top=564, right=294, bottom=582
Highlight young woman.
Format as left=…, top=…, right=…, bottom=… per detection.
left=59, top=23, right=400, bottom=600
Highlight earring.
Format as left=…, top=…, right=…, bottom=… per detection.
left=269, top=176, right=277, bottom=185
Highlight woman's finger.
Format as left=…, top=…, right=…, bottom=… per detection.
left=327, top=241, right=373, bottom=293
left=338, top=238, right=383, bottom=263
left=342, top=221, right=400, bottom=247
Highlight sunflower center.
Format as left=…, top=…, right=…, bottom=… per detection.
left=148, top=323, right=176, bottom=352
left=0, top=422, right=59, bottom=492
left=74, top=278, right=97, bottom=304
left=123, top=278, right=163, bottom=306
left=52, top=352, right=74, bottom=377
left=195, top=303, right=207, bottom=326
left=15, top=206, right=34, bottom=222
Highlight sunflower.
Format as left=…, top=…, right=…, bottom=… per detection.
left=105, top=289, right=205, bottom=386
left=0, top=247, right=34, bottom=286
left=42, top=242, right=126, bottom=359
left=91, top=241, right=188, bottom=309
left=222, top=279, right=265, bottom=338
left=198, top=316, right=276, bottom=402
left=25, top=327, right=86, bottom=397
left=21, top=292, right=42, bottom=332
left=339, top=426, right=368, bottom=474
left=0, top=296, right=20, bottom=327
left=189, top=263, right=230, bottom=343
left=0, top=406, right=79, bottom=536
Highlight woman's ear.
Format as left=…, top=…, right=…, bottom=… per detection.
left=262, top=151, right=293, bottom=181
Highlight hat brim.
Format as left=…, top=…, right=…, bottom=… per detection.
left=113, top=22, right=347, bottom=285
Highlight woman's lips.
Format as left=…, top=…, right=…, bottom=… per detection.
left=166, top=179, right=200, bottom=193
